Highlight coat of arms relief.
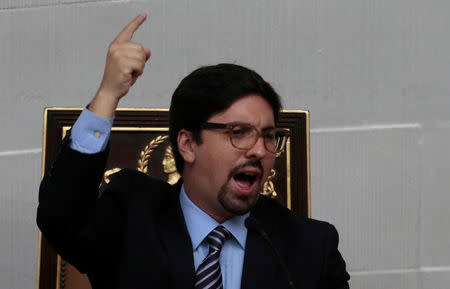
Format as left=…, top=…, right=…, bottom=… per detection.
left=103, top=134, right=278, bottom=198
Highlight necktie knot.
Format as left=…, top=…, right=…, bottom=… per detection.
left=206, top=225, right=231, bottom=251
left=207, top=225, right=231, bottom=252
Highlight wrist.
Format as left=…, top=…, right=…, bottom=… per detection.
left=88, top=89, right=120, bottom=118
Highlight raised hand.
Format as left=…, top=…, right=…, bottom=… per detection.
left=89, top=13, right=151, bottom=118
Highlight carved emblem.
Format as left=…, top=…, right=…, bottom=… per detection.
left=161, top=145, right=182, bottom=185
left=261, top=169, right=277, bottom=198
left=103, top=167, right=121, bottom=184
left=102, top=135, right=278, bottom=199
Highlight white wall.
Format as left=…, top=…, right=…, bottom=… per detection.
left=1, top=1, right=449, bottom=288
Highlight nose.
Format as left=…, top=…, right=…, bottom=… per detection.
left=245, top=135, right=268, bottom=159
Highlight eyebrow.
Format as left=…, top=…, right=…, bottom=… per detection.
left=261, top=125, right=276, bottom=133
left=221, top=121, right=276, bottom=132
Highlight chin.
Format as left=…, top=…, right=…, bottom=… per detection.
left=219, top=186, right=261, bottom=216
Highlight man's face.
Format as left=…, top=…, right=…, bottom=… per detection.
left=184, top=94, right=277, bottom=222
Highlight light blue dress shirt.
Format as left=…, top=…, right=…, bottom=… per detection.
left=179, top=186, right=248, bottom=289
left=70, top=108, right=248, bottom=289
left=70, top=108, right=114, bottom=154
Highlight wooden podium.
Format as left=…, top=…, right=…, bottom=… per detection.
left=37, top=108, right=310, bottom=289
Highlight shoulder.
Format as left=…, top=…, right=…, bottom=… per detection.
left=107, top=168, right=172, bottom=189
left=100, top=168, right=179, bottom=205
left=253, top=195, right=338, bottom=239
left=254, top=197, right=349, bottom=286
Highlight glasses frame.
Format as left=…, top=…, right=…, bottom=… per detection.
left=200, top=121, right=291, bottom=153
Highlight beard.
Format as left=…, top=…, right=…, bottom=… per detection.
left=217, top=159, right=265, bottom=216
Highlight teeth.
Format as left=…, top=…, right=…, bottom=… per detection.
left=234, top=172, right=257, bottom=184
left=234, top=172, right=257, bottom=178
left=239, top=171, right=258, bottom=176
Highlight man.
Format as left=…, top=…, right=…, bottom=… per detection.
left=37, top=13, right=350, bottom=289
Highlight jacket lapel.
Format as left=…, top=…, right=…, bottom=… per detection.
left=241, top=197, right=279, bottom=289
left=157, top=180, right=195, bottom=289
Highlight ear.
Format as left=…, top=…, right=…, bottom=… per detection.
left=177, top=129, right=196, bottom=164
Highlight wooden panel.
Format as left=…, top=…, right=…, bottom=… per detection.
left=38, top=108, right=310, bottom=289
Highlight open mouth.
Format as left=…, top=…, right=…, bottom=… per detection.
left=232, top=170, right=261, bottom=194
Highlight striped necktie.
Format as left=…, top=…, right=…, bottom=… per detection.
left=194, top=225, right=231, bottom=289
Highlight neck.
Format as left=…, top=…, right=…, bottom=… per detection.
left=183, top=175, right=232, bottom=223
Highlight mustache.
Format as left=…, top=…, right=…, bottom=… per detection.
left=228, top=159, right=263, bottom=179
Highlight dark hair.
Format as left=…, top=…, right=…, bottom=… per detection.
left=169, top=63, right=282, bottom=174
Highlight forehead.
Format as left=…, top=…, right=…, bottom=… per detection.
left=209, top=94, right=275, bottom=127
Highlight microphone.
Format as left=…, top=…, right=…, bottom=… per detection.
left=245, top=217, right=297, bottom=289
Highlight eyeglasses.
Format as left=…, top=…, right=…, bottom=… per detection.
left=200, top=122, right=290, bottom=153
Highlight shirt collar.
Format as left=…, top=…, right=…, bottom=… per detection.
left=179, top=185, right=248, bottom=250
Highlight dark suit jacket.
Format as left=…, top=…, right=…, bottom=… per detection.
left=37, top=135, right=350, bottom=289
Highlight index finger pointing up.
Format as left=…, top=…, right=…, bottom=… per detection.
left=114, top=12, right=147, bottom=43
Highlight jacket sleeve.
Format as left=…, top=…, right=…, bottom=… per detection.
left=37, top=132, right=123, bottom=273
left=321, top=224, right=350, bottom=289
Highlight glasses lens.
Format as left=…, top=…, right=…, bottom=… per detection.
left=229, top=124, right=257, bottom=149
left=264, top=129, right=288, bottom=153
left=228, top=124, right=289, bottom=153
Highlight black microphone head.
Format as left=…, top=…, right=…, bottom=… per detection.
left=245, top=217, right=266, bottom=237
left=244, top=216, right=259, bottom=230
